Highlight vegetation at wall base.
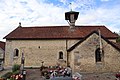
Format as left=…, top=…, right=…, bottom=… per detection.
left=1, top=72, right=13, bottom=79
left=12, top=64, right=20, bottom=72
left=1, top=64, right=21, bottom=80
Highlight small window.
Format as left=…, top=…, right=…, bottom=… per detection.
left=14, top=49, right=19, bottom=57
left=59, top=51, right=63, bottom=59
left=95, top=48, right=101, bottom=62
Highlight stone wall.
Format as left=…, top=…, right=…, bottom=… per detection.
left=5, top=40, right=68, bottom=67
left=67, top=39, right=80, bottom=49
left=4, top=39, right=81, bottom=67
left=71, top=33, right=120, bottom=73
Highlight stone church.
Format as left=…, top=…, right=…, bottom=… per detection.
left=3, top=11, right=120, bottom=73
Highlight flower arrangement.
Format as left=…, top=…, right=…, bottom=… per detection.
left=10, top=74, right=23, bottom=80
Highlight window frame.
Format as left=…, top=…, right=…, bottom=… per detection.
left=95, top=48, right=102, bottom=62
left=58, top=51, right=64, bottom=60
left=14, top=49, right=19, bottom=57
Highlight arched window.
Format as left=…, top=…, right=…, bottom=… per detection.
left=14, top=49, right=19, bottom=57
left=59, top=51, right=63, bottom=59
left=95, top=48, right=101, bottom=62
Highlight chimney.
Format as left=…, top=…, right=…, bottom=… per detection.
left=18, top=22, right=22, bottom=27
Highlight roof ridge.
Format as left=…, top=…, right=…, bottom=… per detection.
left=22, top=26, right=68, bottom=28
left=18, top=25, right=105, bottom=28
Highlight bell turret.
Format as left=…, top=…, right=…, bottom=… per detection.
left=65, top=11, right=79, bottom=29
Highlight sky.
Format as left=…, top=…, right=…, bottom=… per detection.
left=0, top=0, right=120, bottom=41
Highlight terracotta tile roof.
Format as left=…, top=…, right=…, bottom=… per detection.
left=4, top=25, right=118, bottom=40
left=0, top=41, right=5, bottom=50
left=110, top=42, right=120, bottom=50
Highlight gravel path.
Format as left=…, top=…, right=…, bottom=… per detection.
left=26, top=69, right=46, bottom=80
left=81, top=72, right=117, bottom=80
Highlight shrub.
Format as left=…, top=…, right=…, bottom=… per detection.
left=12, top=70, right=20, bottom=75
left=1, top=64, right=21, bottom=80
left=12, top=64, right=20, bottom=72
left=1, top=72, right=13, bottom=79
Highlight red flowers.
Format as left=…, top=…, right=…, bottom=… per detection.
left=11, top=74, right=23, bottom=80
left=115, top=73, right=120, bottom=78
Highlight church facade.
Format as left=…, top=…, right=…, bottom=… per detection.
left=4, top=24, right=120, bottom=73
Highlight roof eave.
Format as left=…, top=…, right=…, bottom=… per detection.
left=5, top=36, right=117, bottom=40
left=5, top=37, right=84, bottom=40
